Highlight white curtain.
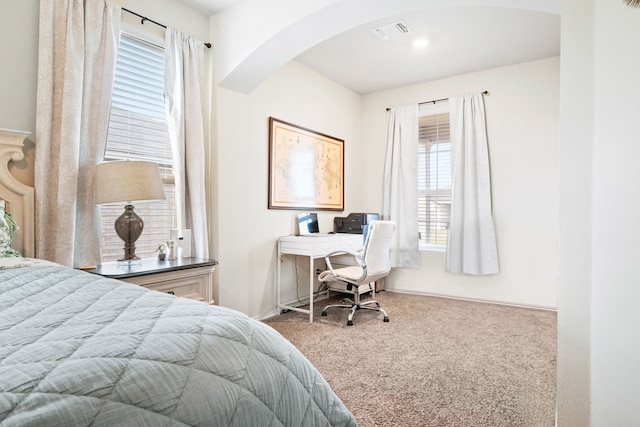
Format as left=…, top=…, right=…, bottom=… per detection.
left=35, top=0, right=120, bottom=267
left=446, top=93, right=499, bottom=275
left=383, top=104, right=419, bottom=268
left=164, top=28, right=209, bottom=258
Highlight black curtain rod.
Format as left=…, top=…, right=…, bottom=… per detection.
left=122, top=7, right=212, bottom=48
left=385, top=90, right=488, bottom=111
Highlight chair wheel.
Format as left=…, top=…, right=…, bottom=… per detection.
left=383, top=316, right=389, bottom=323
left=321, top=311, right=327, bottom=317
left=347, top=320, right=353, bottom=326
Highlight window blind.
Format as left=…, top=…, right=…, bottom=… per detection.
left=101, top=33, right=176, bottom=262
left=418, top=109, right=451, bottom=247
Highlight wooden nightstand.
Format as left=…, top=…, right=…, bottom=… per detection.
left=87, top=258, right=218, bottom=304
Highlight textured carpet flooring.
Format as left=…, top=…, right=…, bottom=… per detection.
left=263, top=291, right=556, bottom=427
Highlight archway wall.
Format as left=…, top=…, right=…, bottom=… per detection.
left=212, top=0, right=561, bottom=94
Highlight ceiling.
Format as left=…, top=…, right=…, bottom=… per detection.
left=295, top=7, right=560, bottom=94
left=178, top=0, right=236, bottom=14
left=180, top=1, right=560, bottom=94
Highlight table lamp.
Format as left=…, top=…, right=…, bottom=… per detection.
left=95, top=160, right=165, bottom=263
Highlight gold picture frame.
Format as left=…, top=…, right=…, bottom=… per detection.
left=268, top=117, right=344, bottom=211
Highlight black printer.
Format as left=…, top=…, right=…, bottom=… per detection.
left=333, top=213, right=380, bottom=234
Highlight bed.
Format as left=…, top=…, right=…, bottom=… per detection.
left=0, top=130, right=356, bottom=426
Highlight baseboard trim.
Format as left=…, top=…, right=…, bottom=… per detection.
left=256, top=292, right=332, bottom=321
left=386, top=289, right=557, bottom=312
left=256, top=310, right=279, bottom=321
left=258, top=289, right=557, bottom=320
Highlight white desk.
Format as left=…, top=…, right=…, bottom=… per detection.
left=277, top=234, right=363, bottom=322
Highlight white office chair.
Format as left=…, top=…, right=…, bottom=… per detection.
left=318, top=220, right=396, bottom=326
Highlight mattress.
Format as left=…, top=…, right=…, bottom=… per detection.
left=0, top=262, right=356, bottom=426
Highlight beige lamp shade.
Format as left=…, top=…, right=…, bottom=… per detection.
left=96, top=160, right=166, bottom=262
left=95, top=160, right=165, bottom=205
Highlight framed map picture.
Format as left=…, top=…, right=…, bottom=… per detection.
left=268, top=117, right=344, bottom=211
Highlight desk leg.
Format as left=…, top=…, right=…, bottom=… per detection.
left=309, top=255, right=314, bottom=322
left=276, top=248, right=313, bottom=322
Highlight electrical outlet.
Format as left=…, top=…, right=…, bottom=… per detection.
left=315, top=268, right=322, bottom=275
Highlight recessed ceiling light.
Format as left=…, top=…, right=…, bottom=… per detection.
left=412, top=38, right=429, bottom=49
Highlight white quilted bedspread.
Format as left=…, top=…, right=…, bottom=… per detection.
left=0, top=265, right=356, bottom=427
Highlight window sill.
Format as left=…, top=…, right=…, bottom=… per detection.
left=419, top=243, right=446, bottom=253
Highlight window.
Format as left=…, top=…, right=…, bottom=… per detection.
left=418, top=102, right=451, bottom=250
left=100, top=33, right=176, bottom=262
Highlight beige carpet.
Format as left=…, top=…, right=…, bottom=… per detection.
left=263, top=291, right=556, bottom=427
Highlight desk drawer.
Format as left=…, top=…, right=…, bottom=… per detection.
left=279, top=235, right=363, bottom=257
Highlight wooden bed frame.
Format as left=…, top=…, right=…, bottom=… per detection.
left=0, top=128, right=34, bottom=257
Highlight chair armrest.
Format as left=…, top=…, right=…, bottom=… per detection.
left=323, top=250, right=366, bottom=279
left=323, top=249, right=361, bottom=259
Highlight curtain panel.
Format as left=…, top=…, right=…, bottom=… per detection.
left=164, top=28, right=209, bottom=259
left=383, top=104, right=419, bottom=268
left=35, top=0, right=121, bottom=267
left=446, top=93, right=499, bottom=275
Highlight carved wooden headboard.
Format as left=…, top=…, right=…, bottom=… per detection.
left=0, top=128, right=34, bottom=257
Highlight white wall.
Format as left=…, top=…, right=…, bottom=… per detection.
left=0, top=1, right=38, bottom=135
left=589, top=1, right=640, bottom=424
left=557, top=0, right=640, bottom=424
left=213, top=57, right=560, bottom=318
left=0, top=0, right=217, bottom=294
left=214, top=61, right=363, bottom=317
left=12, top=0, right=640, bottom=422
left=0, top=1, right=39, bottom=187
left=123, top=0, right=208, bottom=40
left=362, top=57, right=560, bottom=309
left=556, top=0, right=593, bottom=424
left=213, top=0, right=342, bottom=90
left=0, top=0, right=208, bottom=133
left=557, top=1, right=640, bottom=425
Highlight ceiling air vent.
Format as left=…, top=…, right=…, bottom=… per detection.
left=371, top=20, right=412, bottom=40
